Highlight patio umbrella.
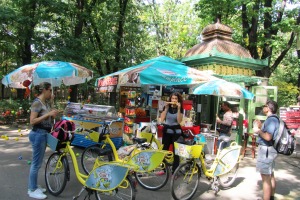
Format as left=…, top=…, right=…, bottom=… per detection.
left=191, top=79, right=254, bottom=100
left=191, top=79, right=254, bottom=133
left=2, top=61, right=93, bottom=88
left=96, top=56, right=217, bottom=92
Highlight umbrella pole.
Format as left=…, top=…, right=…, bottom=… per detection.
left=215, top=96, right=220, bottom=133
left=49, top=80, right=56, bottom=124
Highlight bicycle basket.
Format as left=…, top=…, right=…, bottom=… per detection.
left=88, top=131, right=100, bottom=142
left=174, top=142, right=202, bottom=159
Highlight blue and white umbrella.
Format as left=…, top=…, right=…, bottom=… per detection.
left=2, top=61, right=93, bottom=88
left=95, top=56, right=217, bottom=92
left=191, top=79, right=254, bottom=133
left=191, top=79, right=254, bottom=100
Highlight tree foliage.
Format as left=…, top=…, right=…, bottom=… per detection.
left=195, top=0, right=300, bottom=106
left=0, top=0, right=299, bottom=105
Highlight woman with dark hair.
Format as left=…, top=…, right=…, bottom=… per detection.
left=160, top=92, right=183, bottom=173
left=27, top=82, right=58, bottom=199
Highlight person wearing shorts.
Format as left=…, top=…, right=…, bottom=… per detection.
left=253, top=100, right=279, bottom=200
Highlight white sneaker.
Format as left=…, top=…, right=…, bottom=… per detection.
left=37, top=185, right=47, bottom=193
left=28, top=189, right=47, bottom=199
left=28, top=186, right=46, bottom=194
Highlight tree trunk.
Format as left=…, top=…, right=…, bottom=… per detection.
left=113, top=0, right=129, bottom=72
left=70, top=0, right=85, bottom=103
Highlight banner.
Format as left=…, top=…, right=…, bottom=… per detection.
left=96, top=75, right=118, bottom=93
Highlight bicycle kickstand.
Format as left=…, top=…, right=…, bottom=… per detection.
left=73, top=186, right=95, bottom=200
left=73, top=186, right=89, bottom=200
left=211, top=177, right=220, bottom=195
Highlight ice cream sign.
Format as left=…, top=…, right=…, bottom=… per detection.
left=97, top=76, right=118, bottom=87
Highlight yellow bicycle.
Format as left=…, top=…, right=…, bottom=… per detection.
left=171, top=130, right=241, bottom=200
left=80, top=120, right=173, bottom=191
left=45, top=127, right=137, bottom=200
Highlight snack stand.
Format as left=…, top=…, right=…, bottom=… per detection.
left=119, top=86, right=149, bottom=144
left=61, top=102, right=123, bottom=148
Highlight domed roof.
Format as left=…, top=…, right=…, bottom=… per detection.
left=201, top=22, right=233, bottom=41
left=185, top=21, right=252, bottom=59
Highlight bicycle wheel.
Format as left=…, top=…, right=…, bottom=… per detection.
left=95, top=175, right=136, bottom=200
left=81, top=145, right=113, bottom=174
left=135, top=160, right=170, bottom=191
left=218, top=163, right=239, bottom=188
left=45, top=152, right=69, bottom=196
left=171, top=161, right=200, bottom=200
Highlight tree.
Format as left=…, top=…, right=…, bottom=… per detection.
left=195, top=0, right=300, bottom=106
left=195, top=0, right=300, bottom=78
left=138, top=0, right=202, bottom=59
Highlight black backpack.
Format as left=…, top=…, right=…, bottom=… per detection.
left=271, top=116, right=295, bottom=156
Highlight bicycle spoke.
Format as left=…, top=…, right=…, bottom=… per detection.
left=171, top=162, right=199, bottom=200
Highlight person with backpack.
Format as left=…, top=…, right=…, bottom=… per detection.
left=27, top=82, right=59, bottom=199
left=253, top=100, right=280, bottom=200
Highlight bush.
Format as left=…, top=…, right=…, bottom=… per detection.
left=0, top=99, right=31, bottom=124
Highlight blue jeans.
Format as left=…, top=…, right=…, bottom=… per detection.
left=28, top=129, right=48, bottom=191
left=217, top=132, right=231, bottom=150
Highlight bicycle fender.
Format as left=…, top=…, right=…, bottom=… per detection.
left=128, top=150, right=165, bottom=172
left=85, top=163, right=130, bottom=191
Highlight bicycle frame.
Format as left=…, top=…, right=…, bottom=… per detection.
left=58, top=141, right=88, bottom=185
left=55, top=141, right=134, bottom=190
left=92, top=132, right=170, bottom=172
left=139, top=120, right=163, bottom=150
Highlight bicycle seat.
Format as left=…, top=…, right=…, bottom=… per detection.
left=132, top=137, right=147, bottom=144
left=218, top=136, right=231, bottom=143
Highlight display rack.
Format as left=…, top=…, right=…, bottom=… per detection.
left=280, top=106, right=300, bottom=130
left=62, top=102, right=123, bottom=148
left=124, top=90, right=137, bottom=144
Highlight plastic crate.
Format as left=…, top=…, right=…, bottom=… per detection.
left=71, top=134, right=123, bottom=149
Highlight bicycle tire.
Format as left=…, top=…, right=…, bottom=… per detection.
left=45, top=152, right=69, bottom=196
left=135, top=160, right=170, bottom=191
left=81, top=145, right=113, bottom=175
left=218, top=163, right=239, bottom=188
left=171, top=161, right=200, bottom=200
left=95, top=175, right=136, bottom=200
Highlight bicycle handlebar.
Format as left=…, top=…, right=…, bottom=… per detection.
left=183, top=129, right=195, bottom=137
left=52, top=127, right=79, bottom=134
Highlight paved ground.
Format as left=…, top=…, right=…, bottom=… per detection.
left=1, top=124, right=300, bottom=200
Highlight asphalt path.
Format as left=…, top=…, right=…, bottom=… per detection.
left=1, top=124, right=300, bottom=200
